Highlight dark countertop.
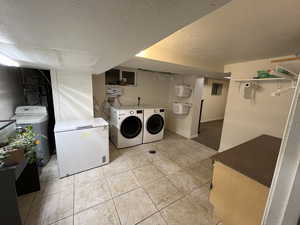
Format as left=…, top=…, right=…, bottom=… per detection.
left=0, top=160, right=28, bottom=180
left=212, top=135, right=282, bottom=187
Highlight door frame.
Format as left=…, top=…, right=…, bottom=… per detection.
left=198, top=99, right=205, bottom=133
left=262, top=75, right=300, bottom=225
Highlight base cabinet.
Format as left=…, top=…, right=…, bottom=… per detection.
left=210, top=162, right=269, bottom=225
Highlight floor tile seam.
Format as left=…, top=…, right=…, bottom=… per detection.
left=134, top=211, right=160, bottom=225
left=157, top=193, right=186, bottom=213
left=130, top=168, right=163, bottom=225
left=109, top=180, right=140, bottom=198
left=73, top=197, right=113, bottom=216
left=73, top=174, right=115, bottom=215
left=103, top=174, right=122, bottom=225
left=139, top=172, right=187, bottom=212
left=111, top=186, right=141, bottom=199
left=158, top=210, right=170, bottom=225
left=154, top=179, right=208, bottom=213
left=111, top=196, right=123, bottom=225
left=47, top=214, right=73, bottom=225
left=134, top=172, right=167, bottom=187
left=103, top=167, right=132, bottom=180
left=130, top=167, right=158, bottom=207
left=105, top=168, right=141, bottom=196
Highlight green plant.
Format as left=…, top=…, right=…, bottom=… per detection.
left=0, top=147, right=9, bottom=165
left=8, top=126, right=39, bottom=164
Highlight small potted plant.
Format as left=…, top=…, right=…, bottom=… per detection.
left=7, top=126, right=42, bottom=194
left=8, top=125, right=39, bottom=164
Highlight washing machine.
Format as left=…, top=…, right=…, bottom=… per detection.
left=143, top=107, right=166, bottom=144
left=110, top=106, right=144, bottom=148
left=14, top=106, right=50, bottom=166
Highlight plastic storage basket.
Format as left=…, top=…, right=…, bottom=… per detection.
left=172, top=102, right=192, bottom=115
left=174, top=85, right=192, bottom=98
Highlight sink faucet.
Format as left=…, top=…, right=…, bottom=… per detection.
left=138, top=97, right=141, bottom=107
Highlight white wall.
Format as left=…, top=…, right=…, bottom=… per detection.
left=51, top=69, right=94, bottom=121
left=0, top=66, right=24, bottom=120
left=201, top=78, right=229, bottom=122
left=219, top=56, right=294, bottom=151
left=166, top=75, right=202, bottom=138
left=262, top=77, right=300, bottom=225
left=92, top=74, right=105, bottom=118
left=190, top=78, right=204, bottom=137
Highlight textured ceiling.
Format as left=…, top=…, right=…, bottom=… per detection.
left=140, top=0, right=300, bottom=68
left=0, top=0, right=230, bottom=72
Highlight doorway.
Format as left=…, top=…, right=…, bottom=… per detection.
left=192, top=78, right=229, bottom=150
left=19, top=68, right=56, bottom=155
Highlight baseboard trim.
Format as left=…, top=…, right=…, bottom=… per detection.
left=189, top=134, right=199, bottom=139
left=201, top=118, right=224, bottom=123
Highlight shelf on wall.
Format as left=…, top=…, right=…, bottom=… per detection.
left=229, top=78, right=287, bottom=82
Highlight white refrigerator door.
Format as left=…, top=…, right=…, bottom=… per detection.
left=55, top=126, right=109, bottom=177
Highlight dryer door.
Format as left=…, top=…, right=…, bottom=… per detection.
left=147, top=114, right=164, bottom=135
left=120, top=116, right=143, bottom=139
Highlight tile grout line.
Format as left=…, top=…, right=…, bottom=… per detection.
left=103, top=171, right=122, bottom=225
left=158, top=210, right=170, bottom=225
left=111, top=197, right=123, bottom=225
left=73, top=198, right=112, bottom=217
left=130, top=166, right=175, bottom=225
left=132, top=169, right=160, bottom=225
left=28, top=137, right=213, bottom=225
left=72, top=169, right=113, bottom=216
left=128, top=165, right=165, bottom=224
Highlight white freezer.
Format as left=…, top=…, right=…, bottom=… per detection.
left=54, top=118, right=109, bottom=177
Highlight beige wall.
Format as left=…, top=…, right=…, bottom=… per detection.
left=137, top=46, right=223, bottom=72
left=92, top=69, right=171, bottom=116
left=117, top=70, right=171, bottom=106
left=92, top=69, right=204, bottom=139
left=201, top=78, right=229, bottom=122
left=220, top=56, right=294, bottom=151
left=51, top=69, right=94, bottom=121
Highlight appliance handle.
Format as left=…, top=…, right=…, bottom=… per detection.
left=76, top=125, right=93, bottom=130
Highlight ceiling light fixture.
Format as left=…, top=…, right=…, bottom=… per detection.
left=0, top=53, right=20, bottom=67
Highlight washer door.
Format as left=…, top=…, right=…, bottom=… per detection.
left=147, top=114, right=164, bottom=135
left=120, top=116, right=143, bottom=139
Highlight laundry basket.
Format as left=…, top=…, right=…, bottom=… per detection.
left=172, top=102, right=192, bottom=115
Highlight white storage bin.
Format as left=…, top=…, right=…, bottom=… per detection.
left=172, top=102, right=192, bottom=115
left=175, top=85, right=192, bottom=98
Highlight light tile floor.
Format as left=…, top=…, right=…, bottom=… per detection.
left=18, top=131, right=220, bottom=225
